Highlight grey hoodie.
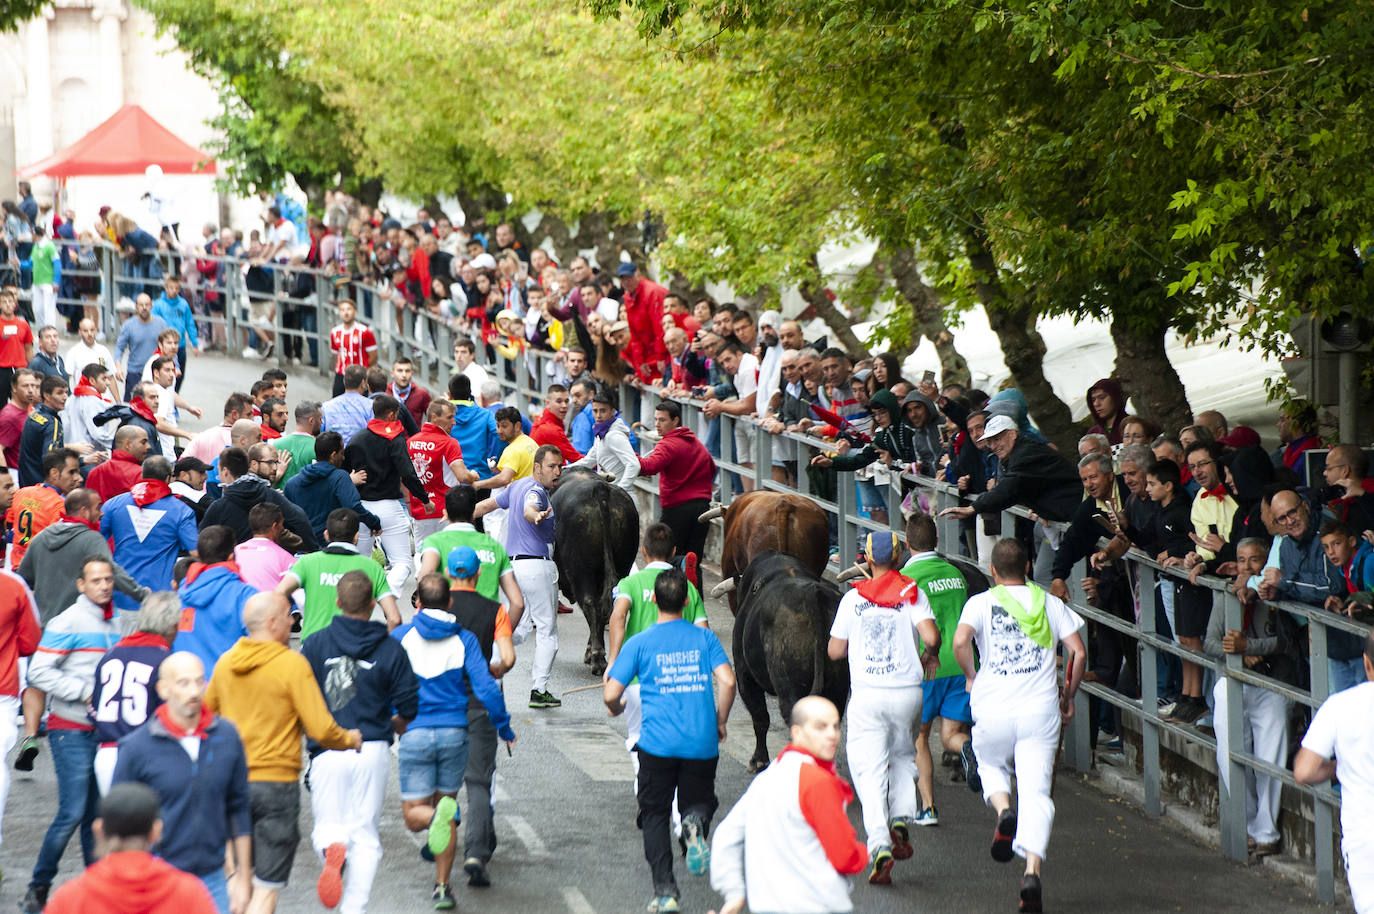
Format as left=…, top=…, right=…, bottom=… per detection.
left=17, top=521, right=148, bottom=624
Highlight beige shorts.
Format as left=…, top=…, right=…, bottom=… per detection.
left=249, top=297, right=275, bottom=327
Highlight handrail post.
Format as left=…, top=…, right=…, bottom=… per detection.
left=1138, top=564, right=1162, bottom=816
left=1062, top=557, right=1092, bottom=774
left=1219, top=589, right=1249, bottom=862
left=753, top=421, right=768, bottom=490
left=837, top=470, right=855, bottom=569
left=271, top=268, right=285, bottom=368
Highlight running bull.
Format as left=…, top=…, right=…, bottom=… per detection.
left=700, top=491, right=829, bottom=614
left=733, top=550, right=850, bottom=773
left=550, top=466, right=639, bottom=676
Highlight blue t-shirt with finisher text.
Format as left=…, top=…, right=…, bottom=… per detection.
left=608, top=619, right=729, bottom=760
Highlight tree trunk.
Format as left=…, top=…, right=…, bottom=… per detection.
left=963, top=228, right=1078, bottom=451
left=1109, top=308, right=1192, bottom=435
left=885, top=245, right=971, bottom=388
left=801, top=254, right=866, bottom=355
left=352, top=178, right=383, bottom=208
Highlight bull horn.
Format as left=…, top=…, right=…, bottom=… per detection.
left=710, top=578, right=736, bottom=598
left=835, top=564, right=870, bottom=582
left=698, top=503, right=725, bottom=523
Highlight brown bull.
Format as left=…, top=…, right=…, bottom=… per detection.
left=700, top=490, right=829, bottom=614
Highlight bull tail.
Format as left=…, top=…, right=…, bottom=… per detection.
left=810, top=618, right=825, bottom=698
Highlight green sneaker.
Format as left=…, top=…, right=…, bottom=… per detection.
left=889, top=818, right=913, bottom=859
left=529, top=689, right=562, bottom=709
left=646, top=895, right=680, bottom=913
left=14, top=735, right=39, bottom=772
left=427, top=796, right=457, bottom=856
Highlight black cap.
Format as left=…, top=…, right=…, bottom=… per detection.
left=174, top=456, right=211, bottom=474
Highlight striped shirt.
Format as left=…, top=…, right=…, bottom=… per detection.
left=330, top=323, right=377, bottom=374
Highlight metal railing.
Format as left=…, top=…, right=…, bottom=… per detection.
left=40, top=241, right=1357, bottom=901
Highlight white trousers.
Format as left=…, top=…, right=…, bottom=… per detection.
left=32, top=285, right=57, bottom=331
left=358, top=499, right=415, bottom=596
left=973, top=708, right=1060, bottom=861
left=94, top=745, right=119, bottom=796
left=512, top=558, right=558, bottom=691
left=411, top=517, right=445, bottom=572
left=0, top=695, right=17, bottom=845
left=1212, top=678, right=1288, bottom=844
left=484, top=506, right=508, bottom=558
left=846, top=687, right=922, bottom=852
left=1345, top=837, right=1374, bottom=914
left=309, top=741, right=391, bottom=914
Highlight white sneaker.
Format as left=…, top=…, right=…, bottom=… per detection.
left=241, top=346, right=262, bottom=360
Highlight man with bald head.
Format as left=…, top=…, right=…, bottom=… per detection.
left=115, top=650, right=253, bottom=913
left=86, top=425, right=149, bottom=500
left=1193, top=409, right=1229, bottom=442
left=709, top=696, right=867, bottom=914
left=207, top=592, right=361, bottom=914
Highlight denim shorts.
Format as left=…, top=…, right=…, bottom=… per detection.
left=921, top=674, right=973, bottom=725
left=856, top=478, right=886, bottom=511
left=398, top=726, right=470, bottom=801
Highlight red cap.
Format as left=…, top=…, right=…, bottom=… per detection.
left=1218, top=426, right=1261, bottom=448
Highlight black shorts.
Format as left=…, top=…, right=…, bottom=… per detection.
left=250, top=781, right=300, bottom=889
left=1173, top=582, right=1214, bottom=640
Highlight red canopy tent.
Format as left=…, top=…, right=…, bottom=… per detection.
left=16, top=104, right=216, bottom=179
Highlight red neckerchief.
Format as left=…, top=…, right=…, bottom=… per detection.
left=116, top=631, right=171, bottom=650
left=366, top=418, right=404, bottom=440
left=1200, top=484, right=1228, bottom=500
left=59, top=513, right=100, bottom=533
left=156, top=703, right=213, bottom=740
left=1180, top=464, right=1194, bottom=486
left=184, top=560, right=241, bottom=585
left=131, top=479, right=172, bottom=506
left=260, top=424, right=282, bottom=440
left=129, top=397, right=157, bottom=424
left=1331, top=479, right=1374, bottom=521
left=73, top=378, right=105, bottom=399
left=854, top=569, right=921, bottom=606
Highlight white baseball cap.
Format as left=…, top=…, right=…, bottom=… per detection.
left=979, top=414, right=1017, bottom=441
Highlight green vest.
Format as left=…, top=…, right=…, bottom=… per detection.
left=901, top=554, right=968, bottom=678
left=291, top=547, right=391, bottom=640
left=420, top=526, right=512, bottom=602
left=616, top=564, right=706, bottom=640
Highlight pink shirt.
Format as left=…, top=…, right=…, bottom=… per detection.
left=184, top=425, right=233, bottom=464
left=233, top=537, right=296, bottom=593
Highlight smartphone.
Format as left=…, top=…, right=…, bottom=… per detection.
left=922, top=369, right=936, bottom=383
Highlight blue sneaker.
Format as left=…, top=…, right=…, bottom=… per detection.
left=914, top=806, right=940, bottom=827
left=647, top=895, right=680, bottom=913
left=682, top=815, right=710, bottom=876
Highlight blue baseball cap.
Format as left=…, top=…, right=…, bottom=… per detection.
left=864, top=531, right=900, bottom=565
left=616, top=262, right=638, bottom=277
left=447, top=546, right=481, bottom=578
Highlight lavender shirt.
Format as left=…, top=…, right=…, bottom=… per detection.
left=495, top=476, right=555, bottom=558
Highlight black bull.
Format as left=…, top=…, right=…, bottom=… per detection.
left=549, top=467, right=639, bottom=676
left=734, top=551, right=851, bottom=773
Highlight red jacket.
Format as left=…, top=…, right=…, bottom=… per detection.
left=0, top=571, right=39, bottom=697
left=390, top=383, right=432, bottom=428
left=531, top=409, right=583, bottom=464
left=45, top=851, right=218, bottom=914
left=624, top=279, right=670, bottom=383
left=638, top=426, right=714, bottom=509
left=87, top=450, right=144, bottom=501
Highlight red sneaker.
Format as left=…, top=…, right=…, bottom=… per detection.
left=317, top=842, right=346, bottom=908
left=557, top=603, right=574, bottom=614
left=683, top=552, right=699, bottom=589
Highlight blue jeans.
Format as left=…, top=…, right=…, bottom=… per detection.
left=1329, top=657, right=1366, bottom=696
left=397, top=726, right=470, bottom=801
left=1155, top=588, right=1182, bottom=700
left=31, top=729, right=99, bottom=888
left=200, top=867, right=230, bottom=914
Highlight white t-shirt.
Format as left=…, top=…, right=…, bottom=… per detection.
left=462, top=361, right=490, bottom=393
left=957, top=585, right=1084, bottom=719
left=65, top=341, right=114, bottom=386
left=153, top=381, right=178, bottom=456
left=829, top=583, right=934, bottom=689
left=268, top=219, right=298, bottom=261
left=1301, top=681, right=1374, bottom=852
left=732, top=352, right=759, bottom=403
